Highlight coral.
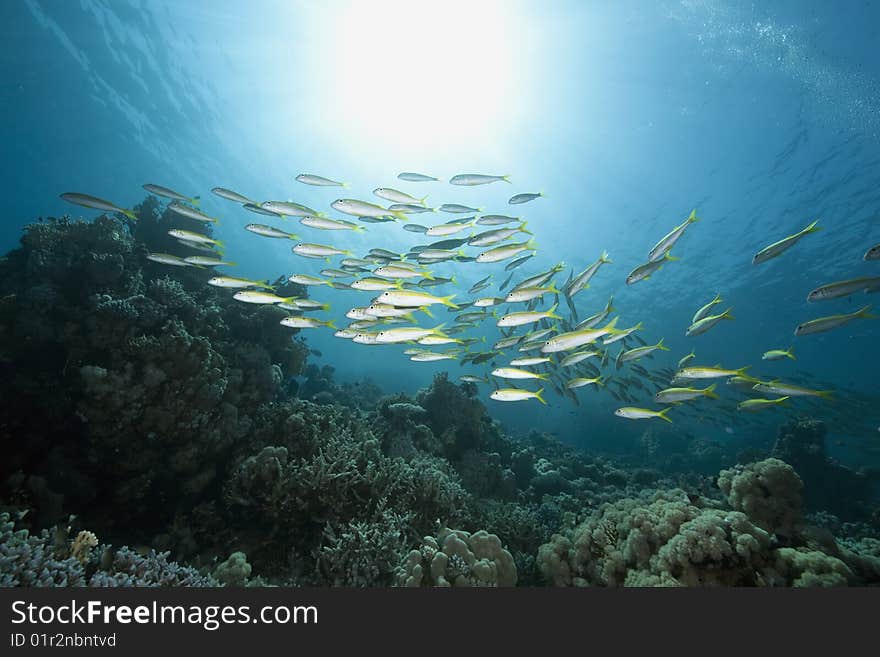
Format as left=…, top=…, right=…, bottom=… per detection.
left=717, top=458, right=803, bottom=537
left=397, top=527, right=517, bottom=587
left=213, top=551, right=252, bottom=587
left=0, top=512, right=86, bottom=586
left=766, top=548, right=852, bottom=587
left=88, top=547, right=218, bottom=587
left=70, top=530, right=98, bottom=565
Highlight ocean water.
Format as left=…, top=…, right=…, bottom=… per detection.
left=2, top=1, right=879, bottom=587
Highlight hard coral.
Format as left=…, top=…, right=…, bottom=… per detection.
left=717, top=458, right=803, bottom=537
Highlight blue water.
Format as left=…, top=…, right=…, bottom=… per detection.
left=3, top=0, right=879, bottom=461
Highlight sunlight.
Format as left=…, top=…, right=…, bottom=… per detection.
left=317, top=0, right=522, bottom=155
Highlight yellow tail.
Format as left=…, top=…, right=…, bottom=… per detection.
left=534, top=387, right=547, bottom=404
left=657, top=408, right=673, bottom=423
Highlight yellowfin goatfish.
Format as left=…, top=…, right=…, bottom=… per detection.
left=497, top=303, right=562, bottom=328
left=752, top=381, right=832, bottom=399
left=510, top=356, right=552, bottom=366
left=692, top=293, right=722, bottom=324
left=374, top=188, right=427, bottom=205
left=60, top=192, right=137, bottom=221
left=618, top=339, right=669, bottom=363
left=350, top=278, right=399, bottom=291
left=568, top=251, right=612, bottom=296
left=211, top=187, right=254, bottom=204
left=376, top=289, right=458, bottom=308
left=450, top=173, right=511, bottom=186
left=300, top=216, right=365, bottom=231
left=602, top=321, right=641, bottom=345
left=807, top=277, right=880, bottom=302
left=505, top=284, right=560, bottom=303
left=288, top=274, right=332, bottom=286
left=614, top=407, right=672, bottom=422
left=738, top=397, right=789, bottom=411
left=654, top=385, right=718, bottom=403
left=686, top=308, right=734, bottom=336
left=292, top=243, right=352, bottom=259
left=626, top=253, right=678, bottom=285
left=560, top=350, right=600, bottom=367
left=468, top=223, right=531, bottom=247
left=542, top=318, right=621, bottom=353
left=577, top=297, right=614, bottom=329
left=280, top=317, right=336, bottom=329
left=208, top=275, right=272, bottom=290
left=567, top=376, right=605, bottom=389
left=168, top=229, right=224, bottom=249
left=168, top=202, right=217, bottom=223
left=398, top=172, right=438, bottom=182
left=648, top=210, right=698, bottom=262
left=794, top=305, right=874, bottom=336
left=490, top=388, right=546, bottom=404
left=678, top=350, right=696, bottom=369
left=439, top=203, right=481, bottom=214
left=508, top=192, right=542, bottom=205
left=476, top=239, right=537, bottom=263
left=245, top=224, right=299, bottom=239
left=762, top=347, right=795, bottom=361
left=753, top=219, right=820, bottom=265
left=261, top=200, right=322, bottom=217
left=143, top=184, right=199, bottom=205
left=491, top=367, right=548, bottom=380
left=410, top=351, right=457, bottom=362
left=146, top=253, right=198, bottom=267
left=426, top=221, right=474, bottom=237
left=183, top=256, right=236, bottom=267
left=296, top=173, right=348, bottom=187
left=477, top=214, right=521, bottom=225
left=374, top=265, right=433, bottom=279
left=474, top=297, right=504, bottom=307
left=374, top=325, right=446, bottom=344
left=332, top=199, right=407, bottom=221
left=674, top=365, right=750, bottom=382
left=233, top=291, right=296, bottom=305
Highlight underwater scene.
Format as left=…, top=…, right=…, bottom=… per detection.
left=1, top=0, right=879, bottom=588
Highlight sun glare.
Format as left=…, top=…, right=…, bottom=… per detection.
left=318, top=0, right=521, bottom=155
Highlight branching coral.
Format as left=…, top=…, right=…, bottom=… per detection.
left=717, top=458, right=803, bottom=537
left=397, top=527, right=517, bottom=587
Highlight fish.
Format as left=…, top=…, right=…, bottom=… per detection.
left=560, top=350, right=600, bottom=367
left=752, top=381, right=833, bottom=399
left=505, top=284, right=560, bottom=303
left=674, top=365, right=750, bottom=382
left=374, top=188, right=427, bottom=205
left=614, top=407, right=672, bottom=423
left=626, top=253, right=678, bottom=285
left=449, top=174, right=511, bottom=186
left=678, top=349, right=696, bottom=369
left=59, top=192, right=138, bottom=221
left=183, top=256, right=237, bottom=267
left=497, top=303, right=562, bottom=328
left=211, top=187, right=254, bottom=204
left=411, top=352, right=457, bottom=362
left=807, top=277, right=880, bottom=302
left=509, top=356, right=552, bottom=366
left=439, top=203, right=481, bottom=213
left=288, top=274, right=332, bottom=286
left=320, top=268, right=354, bottom=278
left=474, top=297, right=504, bottom=307
left=654, top=384, right=719, bottom=403
left=753, top=219, right=821, bottom=265
left=468, top=223, right=531, bottom=247
left=494, top=335, right=524, bottom=350
left=403, top=224, right=429, bottom=233
left=243, top=203, right=283, bottom=217
left=168, top=229, right=224, bottom=249
left=146, top=253, right=199, bottom=267
left=374, top=265, right=434, bottom=280
left=794, top=305, right=875, bottom=336
left=566, top=376, right=605, bottom=389
left=398, top=172, right=439, bottom=182
left=233, top=291, right=296, bottom=305
left=460, top=375, right=489, bottom=383
left=286, top=299, right=330, bottom=311
left=208, top=275, right=273, bottom=290
left=175, top=239, right=220, bottom=254
left=648, top=209, right=698, bottom=262
left=143, top=183, right=199, bottom=205
left=331, top=199, right=407, bottom=221
left=292, top=243, right=352, bottom=259
left=513, top=262, right=565, bottom=290
left=389, top=204, right=435, bottom=214
left=429, top=238, right=470, bottom=249
left=508, top=192, right=543, bottom=205
left=490, top=388, right=546, bottom=404
left=738, top=397, right=790, bottom=412
left=686, top=308, right=734, bottom=336
left=542, top=317, right=622, bottom=353
left=469, top=274, right=493, bottom=291
left=280, top=316, right=337, bottom=329
left=505, top=254, right=534, bottom=270
left=341, top=258, right=376, bottom=268
left=476, top=239, right=537, bottom=263
left=168, top=202, right=217, bottom=223
left=296, top=173, right=348, bottom=187
left=577, top=297, right=615, bottom=330
left=762, top=347, right=795, bottom=361
left=375, top=289, right=458, bottom=308
left=865, top=244, right=880, bottom=261
left=692, top=293, right=722, bottom=324
left=245, top=224, right=299, bottom=239
left=417, top=335, right=463, bottom=346
left=374, top=325, right=447, bottom=344
left=602, top=321, right=642, bottom=346
left=477, top=214, right=521, bottom=226
left=568, top=251, right=612, bottom=296
left=350, top=278, right=400, bottom=291
left=426, top=221, right=474, bottom=237
left=300, top=216, right=365, bottom=232
left=618, top=339, right=669, bottom=364
left=491, top=367, right=548, bottom=381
